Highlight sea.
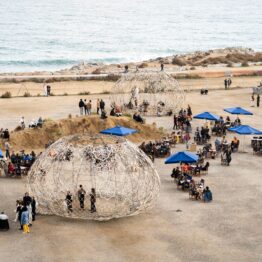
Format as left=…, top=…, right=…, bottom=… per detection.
left=0, top=0, right=261, bottom=73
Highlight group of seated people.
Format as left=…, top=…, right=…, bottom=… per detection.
left=171, top=162, right=210, bottom=179
left=212, top=121, right=227, bottom=136
left=197, top=144, right=216, bottom=160
left=194, top=126, right=210, bottom=145
left=139, top=140, right=171, bottom=159
left=6, top=151, right=37, bottom=176
left=28, top=117, right=44, bottom=129
left=171, top=168, right=212, bottom=202
left=0, top=128, right=10, bottom=140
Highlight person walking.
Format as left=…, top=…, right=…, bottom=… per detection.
left=228, top=78, right=232, bottom=88
left=90, top=188, right=96, bottom=213
left=78, top=185, right=86, bottom=210
left=4, top=141, right=10, bottom=159
left=21, top=206, right=30, bottom=233
left=96, top=99, right=100, bottom=114
left=257, top=94, right=260, bottom=107
left=79, top=99, right=85, bottom=115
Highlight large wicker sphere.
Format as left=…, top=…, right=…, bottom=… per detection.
left=27, top=134, right=160, bottom=221
left=111, top=71, right=185, bottom=116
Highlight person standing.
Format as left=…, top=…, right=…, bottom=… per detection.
left=21, top=206, right=30, bottom=233
left=65, top=191, right=73, bottom=213
left=228, top=78, right=232, bottom=88
left=79, top=99, right=85, bottom=115
left=224, top=79, right=228, bottom=90
left=187, top=105, right=192, bottom=120
left=97, top=99, right=100, bottom=114
left=173, top=114, right=178, bottom=130
left=100, top=99, right=105, bottom=112
left=84, top=99, right=88, bottom=115
left=87, top=100, right=92, bottom=115
left=78, top=185, right=86, bottom=210
left=160, top=63, right=164, bottom=71
left=250, top=93, right=255, bottom=107
left=31, top=197, right=36, bottom=221
left=257, top=94, right=260, bottom=107
left=23, top=192, right=32, bottom=226
left=20, top=116, right=25, bottom=129
left=90, top=188, right=96, bottom=213
left=4, top=141, right=10, bottom=159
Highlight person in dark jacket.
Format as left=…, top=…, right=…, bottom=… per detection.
left=90, top=188, right=96, bottom=213
left=100, top=99, right=105, bottom=111
left=31, top=197, right=36, bottom=221
left=79, top=99, right=85, bottom=115
left=257, top=94, right=260, bottom=107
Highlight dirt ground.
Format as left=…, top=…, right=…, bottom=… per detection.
left=0, top=75, right=261, bottom=98
left=0, top=87, right=262, bottom=262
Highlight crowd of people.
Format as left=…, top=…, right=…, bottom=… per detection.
left=171, top=166, right=212, bottom=202
left=0, top=146, right=37, bottom=177
left=13, top=192, right=37, bottom=233
left=139, top=140, right=172, bottom=160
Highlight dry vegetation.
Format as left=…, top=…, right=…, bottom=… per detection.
left=2, top=115, right=164, bottom=151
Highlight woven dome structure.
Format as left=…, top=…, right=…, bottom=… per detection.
left=27, top=134, right=160, bottom=221
left=111, top=71, right=185, bottom=116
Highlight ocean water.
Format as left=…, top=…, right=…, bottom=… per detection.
left=0, top=0, right=261, bottom=72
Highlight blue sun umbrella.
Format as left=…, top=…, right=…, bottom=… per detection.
left=193, top=112, right=220, bottom=121
left=165, top=151, right=199, bottom=164
left=100, top=125, right=138, bottom=136
left=228, top=125, right=262, bottom=152
left=224, top=107, right=253, bottom=115
left=0, top=149, right=3, bottom=158
left=231, top=125, right=262, bottom=135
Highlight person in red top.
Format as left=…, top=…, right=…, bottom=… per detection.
left=8, top=162, right=15, bottom=176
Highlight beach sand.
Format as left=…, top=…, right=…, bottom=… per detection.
left=0, top=86, right=262, bottom=261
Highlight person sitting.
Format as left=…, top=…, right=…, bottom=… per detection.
left=234, top=117, right=241, bottom=126
left=29, top=119, right=37, bottom=128
left=115, top=105, right=122, bottom=117
left=193, top=164, right=201, bottom=176
left=231, top=137, right=239, bottom=152
left=203, top=186, right=213, bottom=202
left=110, top=107, right=116, bottom=116
left=3, top=129, right=10, bottom=140
left=37, top=117, right=43, bottom=128
left=171, top=167, right=181, bottom=180
left=100, top=110, right=107, bottom=119
left=201, top=162, right=210, bottom=172
left=8, top=162, right=15, bottom=176
left=133, top=113, right=144, bottom=123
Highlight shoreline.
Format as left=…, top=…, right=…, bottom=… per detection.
left=0, top=47, right=261, bottom=79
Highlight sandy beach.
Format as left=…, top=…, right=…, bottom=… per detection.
left=0, top=85, right=262, bottom=261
